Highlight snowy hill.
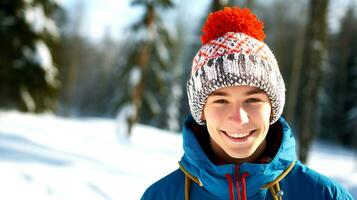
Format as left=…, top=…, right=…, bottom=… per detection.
left=0, top=111, right=356, bottom=199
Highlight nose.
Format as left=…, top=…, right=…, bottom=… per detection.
left=229, top=106, right=249, bottom=125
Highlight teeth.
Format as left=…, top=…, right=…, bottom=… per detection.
left=225, top=131, right=252, bottom=138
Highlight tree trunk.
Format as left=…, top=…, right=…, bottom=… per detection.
left=298, top=0, right=329, bottom=163
left=286, top=21, right=306, bottom=125
left=127, top=4, right=155, bottom=136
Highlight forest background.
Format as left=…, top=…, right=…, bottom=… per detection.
left=0, top=0, right=356, bottom=163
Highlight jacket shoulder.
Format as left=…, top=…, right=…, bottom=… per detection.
left=282, top=161, right=353, bottom=200
left=141, top=169, right=185, bottom=200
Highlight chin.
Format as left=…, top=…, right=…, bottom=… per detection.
left=228, top=149, right=256, bottom=159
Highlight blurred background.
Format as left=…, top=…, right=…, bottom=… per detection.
left=0, top=0, right=357, bottom=198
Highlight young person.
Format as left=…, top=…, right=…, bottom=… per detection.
left=141, top=7, right=353, bottom=200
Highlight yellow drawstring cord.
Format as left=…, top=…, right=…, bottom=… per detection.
left=269, top=186, right=278, bottom=200
left=260, top=160, right=296, bottom=200
left=185, top=174, right=191, bottom=200
left=179, top=162, right=203, bottom=200
left=179, top=163, right=203, bottom=187
left=267, top=183, right=283, bottom=200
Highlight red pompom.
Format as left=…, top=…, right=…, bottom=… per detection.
left=201, top=7, right=265, bottom=44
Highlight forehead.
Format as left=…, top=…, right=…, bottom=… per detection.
left=209, top=85, right=266, bottom=96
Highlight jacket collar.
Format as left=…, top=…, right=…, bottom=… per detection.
left=179, top=115, right=297, bottom=199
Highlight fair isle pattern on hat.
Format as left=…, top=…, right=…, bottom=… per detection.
left=187, top=31, right=285, bottom=125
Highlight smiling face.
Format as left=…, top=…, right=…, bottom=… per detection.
left=202, top=85, right=272, bottom=164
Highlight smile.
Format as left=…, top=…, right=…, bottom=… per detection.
left=221, top=130, right=255, bottom=139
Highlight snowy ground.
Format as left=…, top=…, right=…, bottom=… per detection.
left=0, top=111, right=356, bottom=200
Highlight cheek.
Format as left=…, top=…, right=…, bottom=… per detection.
left=248, top=105, right=271, bottom=121
left=203, top=106, right=228, bottom=123
left=262, top=106, right=272, bottom=119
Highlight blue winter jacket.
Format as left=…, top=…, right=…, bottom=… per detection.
left=141, top=116, right=353, bottom=200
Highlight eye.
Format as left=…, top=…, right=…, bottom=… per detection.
left=213, top=99, right=229, bottom=104
left=246, top=98, right=260, bottom=103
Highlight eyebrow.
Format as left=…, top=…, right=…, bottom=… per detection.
left=245, top=88, right=266, bottom=95
left=209, top=88, right=265, bottom=96
left=209, top=91, right=228, bottom=96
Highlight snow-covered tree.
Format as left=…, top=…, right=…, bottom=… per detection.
left=0, top=0, right=60, bottom=112
left=114, top=0, right=178, bottom=137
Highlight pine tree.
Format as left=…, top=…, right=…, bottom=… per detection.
left=114, top=0, right=176, bottom=137
left=320, top=6, right=357, bottom=147
left=335, top=7, right=357, bottom=147
left=0, top=0, right=60, bottom=112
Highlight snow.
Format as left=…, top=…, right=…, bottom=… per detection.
left=23, top=3, right=59, bottom=38
left=167, top=83, right=182, bottom=131
left=0, top=111, right=356, bottom=199
left=22, top=40, right=60, bottom=88
left=20, top=86, right=36, bottom=112
left=115, top=103, right=136, bottom=141
left=129, top=66, right=141, bottom=87
left=20, top=41, right=59, bottom=88
left=34, top=40, right=60, bottom=87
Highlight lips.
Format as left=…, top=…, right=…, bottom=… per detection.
left=221, top=130, right=256, bottom=139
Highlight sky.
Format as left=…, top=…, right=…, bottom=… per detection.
left=58, top=0, right=137, bottom=40
left=0, top=111, right=356, bottom=199
left=58, top=0, right=210, bottom=41
left=56, top=0, right=357, bottom=41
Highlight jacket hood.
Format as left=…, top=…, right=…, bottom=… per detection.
left=179, top=115, right=297, bottom=199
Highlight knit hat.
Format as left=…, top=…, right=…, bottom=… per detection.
left=187, top=7, right=285, bottom=125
